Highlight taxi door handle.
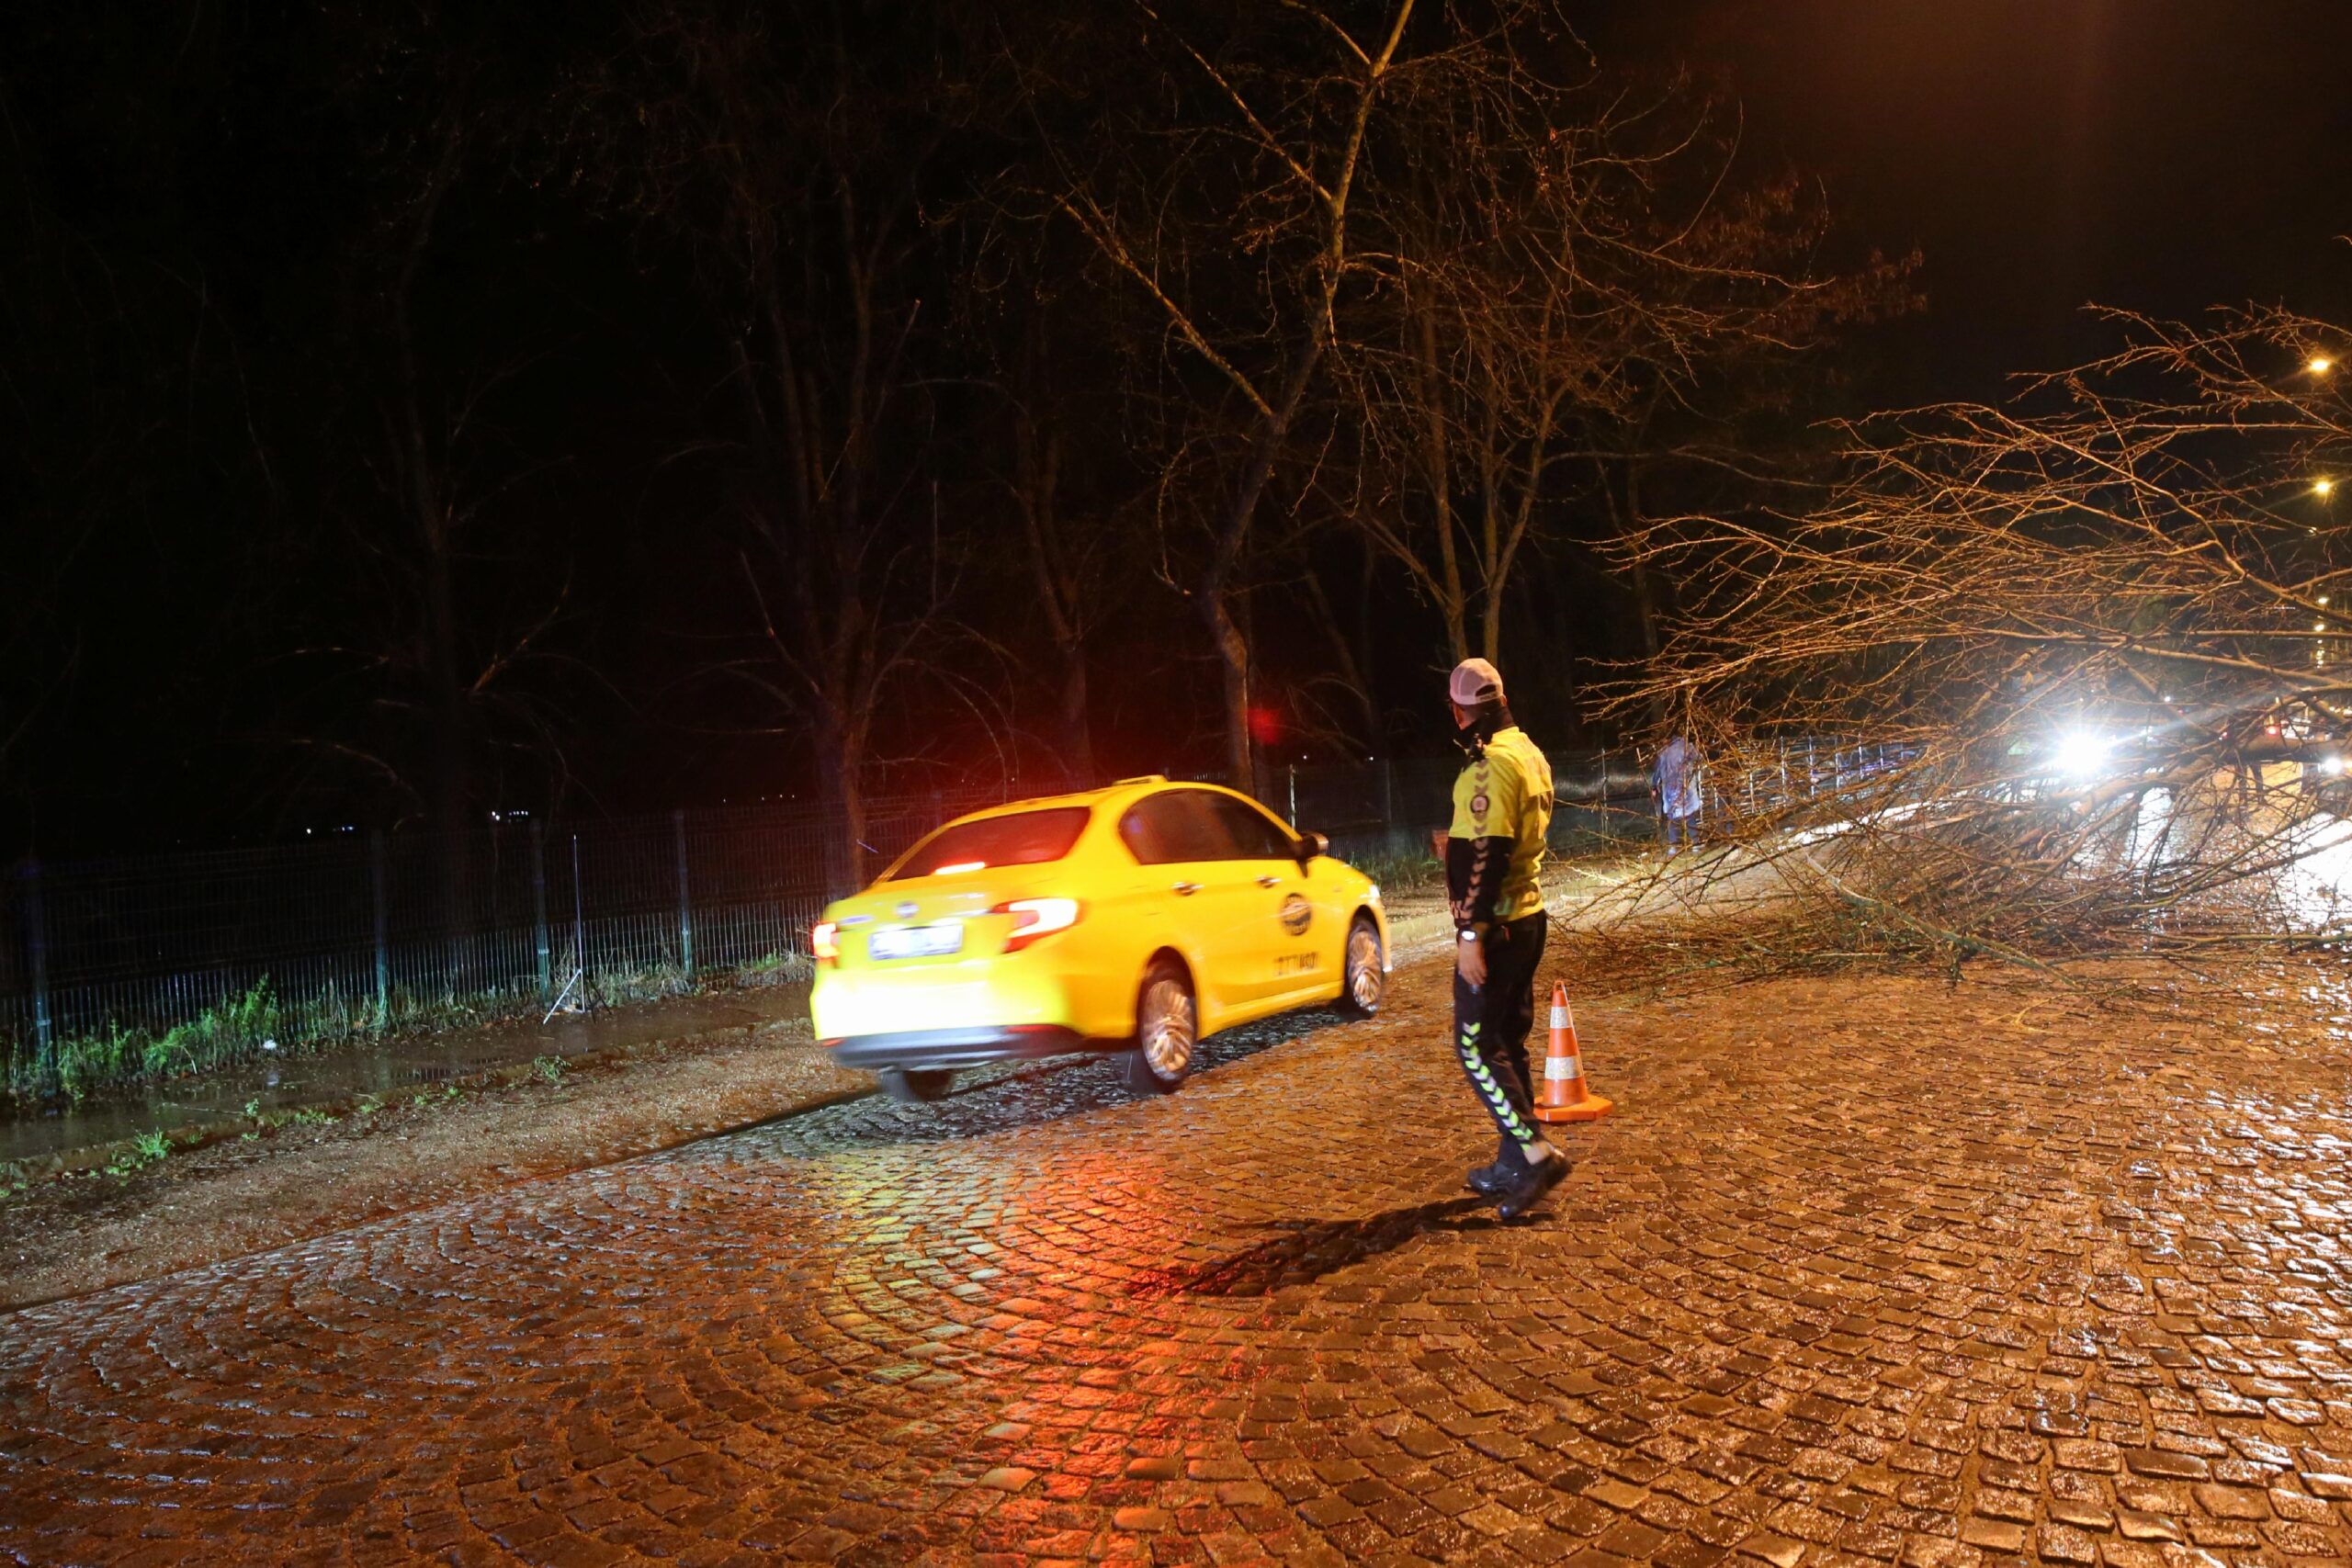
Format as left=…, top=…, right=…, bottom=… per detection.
left=1172, top=881, right=1202, bottom=896
left=1256, top=874, right=1282, bottom=887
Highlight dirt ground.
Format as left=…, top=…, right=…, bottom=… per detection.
left=0, top=1012, right=867, bottom=1311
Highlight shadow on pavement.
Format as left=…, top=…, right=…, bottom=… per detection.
left=726, top=1007, right=1357, bottom=1158
left=1127, top=1196, right=1497, bottom=1297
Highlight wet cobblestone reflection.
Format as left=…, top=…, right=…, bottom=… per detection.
left=5, top=962, right=2351, bottom=1565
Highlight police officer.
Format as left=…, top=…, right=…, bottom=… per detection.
left=1440, top=658, right=1566, bottom=1219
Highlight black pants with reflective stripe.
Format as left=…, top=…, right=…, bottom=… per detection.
left=1452, top=911, right=1547, bottom=1147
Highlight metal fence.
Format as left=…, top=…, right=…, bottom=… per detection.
left=0, top=785, right=1010, bottom=1091
left=0, top=739, right=1903, bottom=1092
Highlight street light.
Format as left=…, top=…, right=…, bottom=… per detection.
left=2053, top=729, right=2108, bottom=782
left=2312, top=356, right=2335, bottom=374
left=2318, top=478, right=2337, bottom=499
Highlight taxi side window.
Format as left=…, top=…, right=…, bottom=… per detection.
left=1119, top=791, right=1234, bottom=864
left=1206, top=795, right=1298, bottom=862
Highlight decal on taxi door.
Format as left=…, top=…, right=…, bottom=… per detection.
left=1279, top=893, right=1312, bottom=936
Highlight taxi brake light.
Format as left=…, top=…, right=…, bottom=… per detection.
left=995, top=897, right=1080, bottom=953
left=811, top=921, right=839, bottom=964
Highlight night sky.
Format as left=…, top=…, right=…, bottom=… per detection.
left=1602, top=0, right=2352, bottom=400
left=6, top=1, right=2352, bottom=855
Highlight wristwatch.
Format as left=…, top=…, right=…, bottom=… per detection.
left=1458, top=929, right=1482, bottom=943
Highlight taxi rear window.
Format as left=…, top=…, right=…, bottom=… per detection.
left=888, top=807, right=1091, bottom=879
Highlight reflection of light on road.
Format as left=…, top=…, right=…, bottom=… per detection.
left=1787, top=798, right=1928, bottom=848
left=2123, top=788, right=2175, bottom=870
left=2278, top=813, right=2352, bottom=928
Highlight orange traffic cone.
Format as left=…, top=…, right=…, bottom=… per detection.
left=1534, top=983, right=1612, bottom=1123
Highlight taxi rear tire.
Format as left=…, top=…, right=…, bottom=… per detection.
left=878, top=1067, right=954, bottom=1103
left=1125, top=958, right=1196, bottom=1095
left=1337, top=914, right=1385, bottom=1019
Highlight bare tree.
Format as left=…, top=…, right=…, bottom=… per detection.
left=589, top=2, right=978, bottom=879
left=1340, top=82, right=1913, bottom=673
left=1042, top=0, right=1423, bottom=797
left=978, top=292, right=1142, bottom=787
left=1612, top=304, right=2352, bottom=970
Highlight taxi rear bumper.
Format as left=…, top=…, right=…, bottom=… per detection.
left=822, top=1024, right=1097, bottom=1072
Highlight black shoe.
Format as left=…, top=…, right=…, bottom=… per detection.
left=1495, top=1150, right=1566, bottom=1220
left=1464, top=1137, right=1525, bottom=1195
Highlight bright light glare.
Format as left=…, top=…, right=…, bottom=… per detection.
left=2327, top=756, right=2348, bottom=777
left=2053, top=729, right=2109, bottom=781
left=2318, top=478, right=2337, bottom=498
left=2312, top=357, right=2335, bottom=374
left=933, top=860, right=988, bottom=875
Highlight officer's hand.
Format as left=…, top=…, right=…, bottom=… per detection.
left=1456, top=934, right=1487, bottom=987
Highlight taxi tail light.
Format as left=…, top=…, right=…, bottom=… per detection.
left=994, top=897, right=1080, bottom=953
left=810, top=921, right=839, bottom=965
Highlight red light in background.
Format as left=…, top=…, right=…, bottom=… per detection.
left=1248, top=706, right=1283, bottom=746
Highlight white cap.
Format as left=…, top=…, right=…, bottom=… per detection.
left=1448, top=657, right=1504, bottom=707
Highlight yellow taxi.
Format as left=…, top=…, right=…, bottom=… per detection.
left=809, top=777, right=1389, bottom=1101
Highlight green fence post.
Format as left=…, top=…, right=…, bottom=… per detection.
left=673, top=809, right=694, bottom=978
left=530, top=820, right=551, bottom=998
left=370, top=830, right=390, bottom=1029
left=22, top=859, right=53, bottom=1093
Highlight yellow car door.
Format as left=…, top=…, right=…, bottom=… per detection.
left=1112, top=788, right=1264, bottom=1023
left=1199, top=792, right=1329, bottom=1009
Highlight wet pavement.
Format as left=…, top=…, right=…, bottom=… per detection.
left=4, top=955, right=2351, bottom=1566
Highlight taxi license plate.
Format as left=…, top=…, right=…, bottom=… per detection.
left=868, top=923, right=963, bottom=960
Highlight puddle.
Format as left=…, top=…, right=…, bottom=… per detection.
left=0, top=984, right=810, bottom=1168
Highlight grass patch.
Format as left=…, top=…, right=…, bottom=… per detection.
left=735, top=950, right=815, bottom=984
left=4, top=941, right=815, bottom=1110
left=10, top=981, right=285, bottom=1105
left=102, top=1127, right=175, bottom=1179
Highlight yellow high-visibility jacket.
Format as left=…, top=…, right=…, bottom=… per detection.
left=1446, top=725, right=1554, bottom=933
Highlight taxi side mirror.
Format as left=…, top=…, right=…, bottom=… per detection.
left=1295, top=830, right=1329, bottom=865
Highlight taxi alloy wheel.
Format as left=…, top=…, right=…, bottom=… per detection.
left=1125, top=960, right=1195, bottom=1094
left=1339, top=915, right=1385, bottom=1019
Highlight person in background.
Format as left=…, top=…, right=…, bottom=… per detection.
left=1653, top=732, right=1703, bottom=852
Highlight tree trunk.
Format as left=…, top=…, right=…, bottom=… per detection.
left=1303, top=557, right=1379, bottom=751
left=813, top=706, right=869, bottom=895
left=1412, top=299, right=1469, bottom=662
left=1623, top=456, right=1668, bottom=728
left=1354, top=540, right=1380, bottom=746
left=1010, top=410, right=1094, bottom=786
left=1204, top=343, right=1321, bottom=799
left=390, top=118, right=472, bottom=980
left=1057, top=655, right=1094, bottom=786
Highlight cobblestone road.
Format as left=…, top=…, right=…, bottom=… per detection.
left=6, top=953, right=2352, bottom=1567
